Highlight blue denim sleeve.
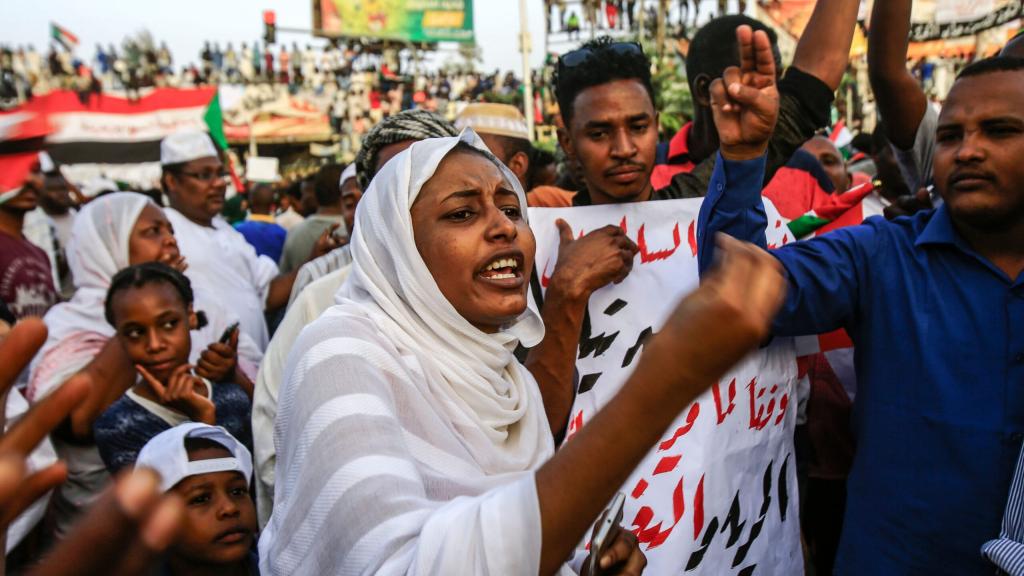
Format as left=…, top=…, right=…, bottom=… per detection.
left=696, top=152, right=768, bottom=277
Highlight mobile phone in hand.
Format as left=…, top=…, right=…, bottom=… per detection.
left=218, top=322, right=239, bottom=344
left=589, top=492, right=626, bottom=575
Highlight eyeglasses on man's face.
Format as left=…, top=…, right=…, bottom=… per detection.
left=179, top=168, right=229, bottom=183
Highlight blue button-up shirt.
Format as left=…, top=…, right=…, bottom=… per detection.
left=698, top=153, right=1024, bottom=574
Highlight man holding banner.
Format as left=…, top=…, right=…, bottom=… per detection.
left=699, top=23, right=1024, bottom=574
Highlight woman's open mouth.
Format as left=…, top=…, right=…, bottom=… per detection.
left=477, top=255, right=524, bottom=287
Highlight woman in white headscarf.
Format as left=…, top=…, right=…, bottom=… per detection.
left=27, top=191, right=262, bottom=536
left=260, top=130, right=785, bottom=575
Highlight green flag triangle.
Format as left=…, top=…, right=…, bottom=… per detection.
left=203, top=91, right=228, bottom=151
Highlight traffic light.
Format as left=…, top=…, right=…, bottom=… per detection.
left=263, top=10, right=276, bottom=44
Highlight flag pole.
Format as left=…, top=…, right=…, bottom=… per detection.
left=519, top=0, right=535, bottom=142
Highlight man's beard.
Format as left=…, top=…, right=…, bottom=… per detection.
left=948, top=199, right=1024, bottom=235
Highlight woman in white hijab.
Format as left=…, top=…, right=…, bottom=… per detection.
left=27, top=191, right=262, bottom=536
left=260, top=131, right=786, bottom=575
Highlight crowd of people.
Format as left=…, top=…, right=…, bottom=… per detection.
left=0, top=37, right=536, bottom=122
left=2, top=0, right=1024, bottom=574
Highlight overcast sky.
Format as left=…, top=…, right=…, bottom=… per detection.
left=0, top=0, right=559, bottom=74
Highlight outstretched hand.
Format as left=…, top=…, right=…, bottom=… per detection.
left=0, top=319, right=90, bottom=531
left=710, top=25, right=780, bottom=161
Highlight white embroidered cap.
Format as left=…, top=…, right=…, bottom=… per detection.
left=454, top=103, right=530, bottom=141
left=160, top=130, right=219, bottom=166
left=135, top=422, right=252, bottom=492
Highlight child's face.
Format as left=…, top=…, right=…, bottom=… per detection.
left=171, top=445, right=257, bottom=565
left=111, top=283, right=194, bottom=383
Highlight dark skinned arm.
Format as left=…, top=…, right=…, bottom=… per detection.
left=525, top=221, right=637, bottom=435
left=656, top=0, right=857, bottom=201
left=790, top=0, right=861, bottom=92
left=525, top=283, right=587, bottom=435
left=264, top=269, right=299, bottom=313
left=535, top=235, right=785, bottom=575
left=866, top=0, right=928, bottom=149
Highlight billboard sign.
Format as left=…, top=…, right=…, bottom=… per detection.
left=315, top=0, right=474, bottom=43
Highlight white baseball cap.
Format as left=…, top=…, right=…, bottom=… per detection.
left=160, top=130, right=219, bottom=166
left=135, top=422, right=252, bottom=493
left=339, top=163, right=357, bottom=187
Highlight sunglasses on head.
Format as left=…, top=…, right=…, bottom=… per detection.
left=558, top=42, right=644, bottom=71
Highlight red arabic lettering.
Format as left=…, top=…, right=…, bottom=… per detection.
left=688, top=219, right=698, bottom=257
left=713, top=378, right=738, bottom=425
left=637, top=222, right=682, bottom=264
left=632, top=475, right=685, bottom=549
left=747, top=378, right=788, bottom=431
left=658, top=402, right=700, bottom=451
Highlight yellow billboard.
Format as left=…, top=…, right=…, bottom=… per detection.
left=315, top=0, right=474, bottom=43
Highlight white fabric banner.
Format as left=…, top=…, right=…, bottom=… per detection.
left=46, top=108, right=209, bottom=144
left=936, top=0, right=996, bottom=23
left=529, top=198, right=801, bottom=575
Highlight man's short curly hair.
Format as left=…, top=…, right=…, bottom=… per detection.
left=554, top=37, right=656, bottom=125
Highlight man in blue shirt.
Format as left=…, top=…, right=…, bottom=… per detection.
left=234, top=183, right=287, bottom=263
left=697, top=27, right=1024, bottom=574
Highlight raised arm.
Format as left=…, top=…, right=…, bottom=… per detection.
left=657, top=0, right=857, bottom=200
left=791, top=0, right=862, bottom=92
left=525, top=221, right=637, bottom=436
left=786, top=0, right=860, bottom=90
left=699, top=26, right=876, bottom=339
left=866, top=0, right=928, bottom=149
left=697, top=25, right=778, bottom=275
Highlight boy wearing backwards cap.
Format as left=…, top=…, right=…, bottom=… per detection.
left=136, top=422, right=259, bottom=576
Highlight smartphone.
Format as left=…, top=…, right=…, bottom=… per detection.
left=589, top=492, right=626, bottom=575
left=218, top=322, right=239, bottom=344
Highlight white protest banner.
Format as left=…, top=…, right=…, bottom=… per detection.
left=529, top=198, right=801, bottom=575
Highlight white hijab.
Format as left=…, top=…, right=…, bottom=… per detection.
left=29, top=192, right=262, bottom=401
left=336, top=128, right=549, bottom=473
left=28, top=192, right=152, bottom=400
